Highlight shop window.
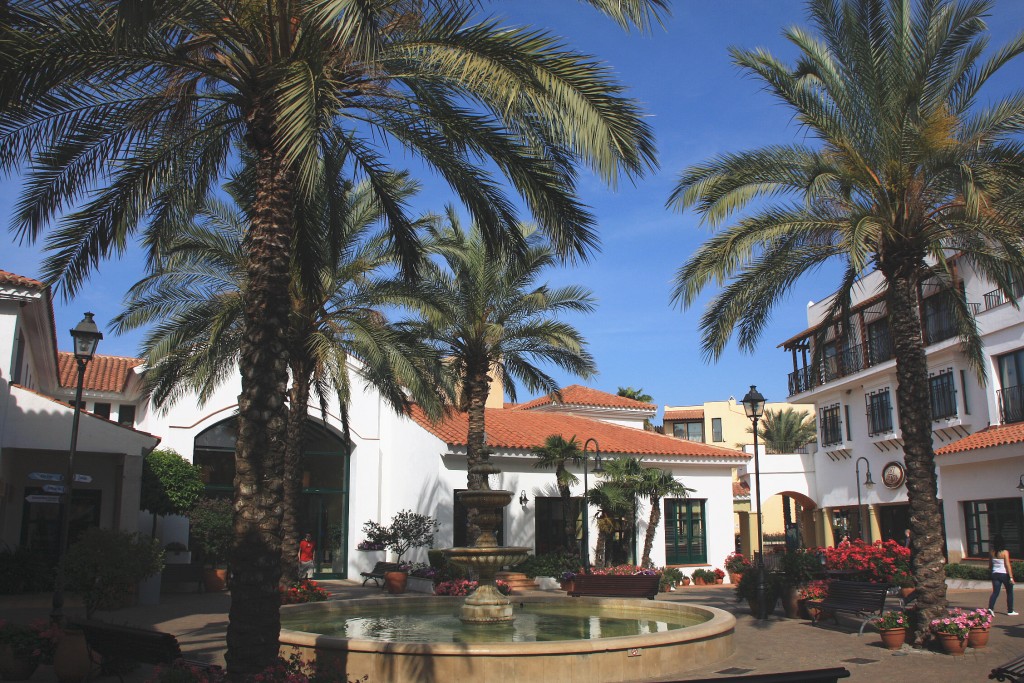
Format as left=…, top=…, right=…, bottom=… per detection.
left=963, top=498, right=1024, bottom=558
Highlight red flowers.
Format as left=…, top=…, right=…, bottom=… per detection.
left=817, top=539, right=910, bottom=583
left=280, top=579, right=329, bottom=604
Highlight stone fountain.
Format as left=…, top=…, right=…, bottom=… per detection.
left=443, top=458, right=530, bottom=624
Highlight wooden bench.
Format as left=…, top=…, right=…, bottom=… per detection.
left=671, top=667, right=850, bottom=682
left=360, top=561, right=401, bottom=587
left=567, top=574, right=660, bottom=599
left=804, top=580, right=890, bottom=635
left=991, top=654, right=1024, bottom=682
left=161, top=563, right=205, bottom=593
left=72, top=620, right=221, bottom=682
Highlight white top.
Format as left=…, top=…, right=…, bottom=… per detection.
left=993, top=556, right=1007, bottom=574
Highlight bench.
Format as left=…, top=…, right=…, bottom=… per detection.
left=161, top=563, right=205, bottom=593
left=360, top=561, right=401, bottom=587
left=567, top=574, right=660, bottom=599
left=671, top=667, right=850, bottom=683
left=804, top=580, right=890, bottom=635
left=991, top=654, right=1024, bottom=682
left=72, top=620, right=221, bottom=682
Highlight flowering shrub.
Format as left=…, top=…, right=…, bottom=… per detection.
left=930, top=608, right=971, bottom=638
left=407, top=564, right=437, bottom=580
left=798, top=580, right=831, bottom=601
left=356, top=540, right=385, bottom=551
left=560, top=565, right=660, bottom=581
left=280, top=579, right=329, bottom=605
left=146, top=650, right=368, bottom=682
left=873, top=610, right=908, bottom=630
left=0, top=619, right=60, bottom=663
left=434, top=579, right=511, bottom=596
left=713, top=568, right=726, bottom=580
left=965, top=608, right=993, bottom=630
left=724, top=552, right=752, bottom=574
left=817, top=539, right=910, bottom=583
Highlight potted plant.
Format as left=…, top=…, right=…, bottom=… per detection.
left=724, top=552, right=752, bottom=585
left=734, top=566, right=781, bottom=616
left=362, top=510, right=439, bottom=594
left=798, top=580, right=831, bottom=620
left=0, top=619, right=58, bottom=681
left=691, top=568, right=714, bottom=585
left=965, top=607, right=993, bottom=649
left=188, top=498, right=234, bottom=591
left=872, top=610, right=908, bottom=650
left=892, top=568, right=915, bottom=600
left=64, top=528, right=163, bottom=618
left=713, top=568, right=726, bottom=584
left=929, top=609, right=971, bottom=656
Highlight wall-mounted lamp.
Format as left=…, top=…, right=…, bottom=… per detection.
left=519, top=490, right=529, bottom=508
left=1017, top=475, right=1024, bottom=493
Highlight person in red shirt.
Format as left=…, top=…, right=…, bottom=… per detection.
left=298, top=533, right=316, bottom=579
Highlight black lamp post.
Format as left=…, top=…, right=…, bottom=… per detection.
left=855, top=457, right=875, bottom=541
left=741, top=385, right=767, bottom=620
left=581, top=438, right=604, bottom=574
left=51, top=313, right=102, bottom=625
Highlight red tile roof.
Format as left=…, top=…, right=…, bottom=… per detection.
left=935, top=423, right=1024, bottom=455
left=513, top=385, right=656, bottom=412
left=57, top=352, right=144, bottom=393
left=664, top=409, right=704, bottom=421
left=0, top=269, right=45, bottom=289
left=733, top=480, right=750, bottom=497
left=409, top=405, right=745, bottom=459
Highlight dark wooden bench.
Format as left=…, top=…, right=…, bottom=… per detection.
left=72, top=620, right=221, bottom=682
left=161, top=563, right=205, bottom=593
left=991, top=654, right=1024, bottom=682
left=567, top=574, right=660, bottom=599
left=805, top=580, right=890, bottom=635
left=670, top=667, right=850, bottom=682
left=360, top=561, right=401, bottom=587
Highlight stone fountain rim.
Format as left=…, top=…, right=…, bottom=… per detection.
left=280, top=595, right=734, bottom=656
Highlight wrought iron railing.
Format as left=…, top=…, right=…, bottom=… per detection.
left=866, top=391, right=893, bottom=436
left=998, top=384, right=1024, bottom=424
left=929, top=371, right=957, bottom=420
left=983, top=281, right=1024, bottom=311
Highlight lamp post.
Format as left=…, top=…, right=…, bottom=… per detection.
left=581, top=438, right=604, bottom=574
left=51, top=313, right=102, bottom=625
left=741, top=385, right=767, bottom=620
left=854, top=456, right=875, bottom=542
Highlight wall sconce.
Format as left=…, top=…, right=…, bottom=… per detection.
left=1017, top=475, right=1024, bottom=493
left=519, top=490, right=529, bottom=508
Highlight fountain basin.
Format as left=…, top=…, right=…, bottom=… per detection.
left=280, top=596, right=735, bottom=682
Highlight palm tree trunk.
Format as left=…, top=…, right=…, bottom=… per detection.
left=226, top=107, right=293, bottom=677
left=642, top=494, right=660, bottom=567
left=281, top=357, right=311, bottom=587
left=464, top=362, right=491, bottom=546
left=883, top=260, right=947, bottom=645
left=560, top=477, right=574, bottom=556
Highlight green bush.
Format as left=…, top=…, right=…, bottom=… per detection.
left=189, top=498, right=234, bottom=567
left=511, top=551, right=579, bottom=578
left=140, top=449, right=204, bottom=519
left=64, top=528, right=163, bottom=618
left=779, top=551, right=823, bottom=586
left=734, top=566, right=783, bottom=605
left=944, top=563, right=998, bottom=581
left=0, top=545, right=54, bottom=594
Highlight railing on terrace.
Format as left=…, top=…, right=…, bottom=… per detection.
left=983, top=281, right=1024, bottom=311
left=924, top=303, right=981, bottom=345
left=998, top=384, right=1024, bottom=424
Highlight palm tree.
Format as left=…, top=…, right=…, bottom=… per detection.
left=410, top=213, right=598, bottom=491
left=2, top=1, right=659, bottom=670
left=595, top=456, right=645, bottom=563
left=584, top=481, right=631, bottom=568
left=113, top=166, right=446, bottom=584
left=668, top=0, right=1024, bottom=642
left=637, top=467, right=693, bottom=568
left=750, top=408, right=816, bottom=454
left=533, top=434, right=582, bottom=554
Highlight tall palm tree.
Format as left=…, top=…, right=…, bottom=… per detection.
left=113, top=167, right=446, bottom=584
left=2, top=1, right=659, bottom=670
left=584, top=480, right=630, bottom=568
left=750, top=408, right=817, bottom=454
left=533, top=434, right=582, bottom=554
left=637, top=467, right=693, bottom=568
left=596, top=456, right=645, bottom=563
left=668, top=0, right=1024, bottom=642
left=407, top=212, right=596, bottom=549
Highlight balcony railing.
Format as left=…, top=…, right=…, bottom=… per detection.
left=924, top=303, right=981, bottom=345
left=929, top=372, right=957, bottom=420
left=983, top=281, right=1024, bottom=311
left=998, top=384, right=1024, bottom=424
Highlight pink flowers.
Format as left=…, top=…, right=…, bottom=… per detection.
left=965, top=608, right=993, bottom=630
left=434, top=579, right=511, bottom=596
left=929, top=608, right=972, bottom=638
left=873, top=610, right=907, bottom=630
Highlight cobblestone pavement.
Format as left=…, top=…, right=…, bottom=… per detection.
left=2, top=582, right=1020, bottom=681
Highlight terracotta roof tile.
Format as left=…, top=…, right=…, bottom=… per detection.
left=409, top=405, right=745, bottom=459
left=935, top=423, right=1024, bottom=455
left=513, top=385, right=656, bottom=412
left=0, top=269, right=45, bottom=289
left=733, top=480, right=750, bottom=497
left=664, top=409, right=704, bottom=421
left=57, top=352, right=144, bottom=393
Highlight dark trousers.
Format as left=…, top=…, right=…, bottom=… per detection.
left=989, top=572, right=1014, bottom=612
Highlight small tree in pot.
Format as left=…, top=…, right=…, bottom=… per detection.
left=188, top=498, right=234, bottom=591
left=362, top=510, right=439, bottom=594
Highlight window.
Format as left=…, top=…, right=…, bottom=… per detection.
left=711, top=418, right=723, bottom=442
left=534, top=497, right=582, bottom=556
left=866, top=319, right=892, bottom=365
left=929, top=370, right=957, bottom=420
left=964, top=498, right=1024, bottom=558
left=866, top=389, right=893, bottom=436
left=819, top=404, right=842, bottom=446
left=117, top=404, right=136, bottom=426
left=92, top=402, right=111, bottom=419
left=673, top=421, right=704, bottom=442
left=998, top=349, right=1024, bottom=424
left=664, top=498, right=706, bottom=564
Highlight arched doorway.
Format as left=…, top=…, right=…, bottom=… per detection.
left=192, top=416, right=350, bottom=577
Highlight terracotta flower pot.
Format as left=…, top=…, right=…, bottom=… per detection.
left=899, top=587, right=915, bottom=600
left=968, top=627, right=990, bottom=649
left=878, top=628, right=906, bottom=650
left=384, top=570, right=408, bottom=594
left=0, top=644, right=38, bottom=681
left=54, top=628, right=92, bottom=683
left=693, top=577, right=706, bottom=586
left=203, top=568, right=229, bottom=592
left=729, top=572, right=742, bottom=586
left=935, top=632, right=967, bottom=656
left=781, top=585, right=801, bottom=619
left=715, top=578, right=724, bottom=584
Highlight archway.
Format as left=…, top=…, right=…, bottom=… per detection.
left=737, top=489, right=821, bottom=559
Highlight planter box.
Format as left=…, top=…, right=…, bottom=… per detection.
left=567, top=574, right=660, bottom=599
left=407, top=576, right=435, bottom=594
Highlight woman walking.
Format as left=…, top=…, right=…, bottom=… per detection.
left=989, top=535, right=1017, bottom=616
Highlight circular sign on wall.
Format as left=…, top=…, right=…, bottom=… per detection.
left=882, top=461, right=906, bottom=489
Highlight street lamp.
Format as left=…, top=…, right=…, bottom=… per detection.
left=855, top=456, right=875, bottom=542
left=741, top=385, right=767, bottom=620
left=581, top=438, right=604, bottom=574
left=51, top=313, right=102, bottom=624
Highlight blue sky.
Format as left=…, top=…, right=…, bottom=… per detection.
left=4, top=0, right=1024, bottom=417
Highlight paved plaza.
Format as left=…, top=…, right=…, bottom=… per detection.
left=2, top=582, right=1021, bottom=682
